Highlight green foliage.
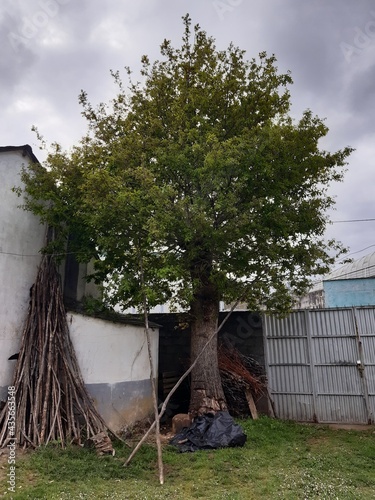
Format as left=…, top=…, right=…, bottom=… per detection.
left=21, top=14, right=353, bottom=313
left=81, top=295, right=112, bottom=316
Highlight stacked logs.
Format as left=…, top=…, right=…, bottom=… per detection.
left=218, top=343, right=267, bottom=418
left=0, top=256, right=113, bottom=453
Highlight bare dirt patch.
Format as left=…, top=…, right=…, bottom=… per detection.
left=325, top=423, right=375, bottom=431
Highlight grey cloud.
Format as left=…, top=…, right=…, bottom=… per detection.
left=1, top=0, right=374, bottom=259
left=347, top=63, right=375, bottom=114
left=0, top=10, right=38, bottom=97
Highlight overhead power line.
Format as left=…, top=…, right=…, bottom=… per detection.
left=0, top=250, right=74, bottom=258
left=339, top=244, right=375, bottom=259
left=331, top=218, right=375, bottom=223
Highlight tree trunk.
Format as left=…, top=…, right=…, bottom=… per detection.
left=189, top=284, right=227, bottom=416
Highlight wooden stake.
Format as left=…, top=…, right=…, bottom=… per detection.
left=139, top=249, right=164, bottom=485
left=244, top=388, right=258, bottom=420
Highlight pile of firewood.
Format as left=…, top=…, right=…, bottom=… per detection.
left=0, top=255, right=114, bottom=453
left=218, top=343, right=267, bottom=418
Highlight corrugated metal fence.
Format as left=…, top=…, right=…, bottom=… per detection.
left=264, top=307, right=375, bottom=424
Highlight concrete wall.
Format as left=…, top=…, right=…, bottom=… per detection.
left=68, top=312, right=159, bottom=431
left=324, top=278, right=375, bottom=308
left=294, top=288, right=325, bottom=309
left=0, top=147, right=46, bottom=400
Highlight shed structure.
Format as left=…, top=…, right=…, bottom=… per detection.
left=297, top=250, right=375, bottom=309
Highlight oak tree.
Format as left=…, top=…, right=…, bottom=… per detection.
left=23, top=15, right=352, bottom=415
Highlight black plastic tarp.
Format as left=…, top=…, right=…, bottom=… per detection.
left=169, top=411, right=247, bottom=452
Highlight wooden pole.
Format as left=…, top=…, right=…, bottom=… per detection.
left=139, top=250, right=164, bottom=485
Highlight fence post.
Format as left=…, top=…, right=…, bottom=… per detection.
left=305, top=310, right=319, bottom=422
left=353, top=308, right=373, bottom=424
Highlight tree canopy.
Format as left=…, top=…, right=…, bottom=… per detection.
left=22, top=14, right=353, bottom=413
left=23, top=15, right=352, bottom=315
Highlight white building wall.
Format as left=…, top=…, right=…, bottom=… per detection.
left=0, top=146, right=159, bottom=431
left=68, top=312, right=159, bottom=431
left=0, top=147, right=46, bottom=399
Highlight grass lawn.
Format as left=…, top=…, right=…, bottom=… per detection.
left=0, top=417, right=374, bottom=499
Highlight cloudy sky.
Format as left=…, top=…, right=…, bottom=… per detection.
left=1, top=0, right=375, bottom=268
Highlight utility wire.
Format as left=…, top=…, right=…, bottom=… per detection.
left=331, top=218, right=375, bottom=223
left=338, top=244, right=375, bottom=259
left=0, top=250, right=76, bottom=258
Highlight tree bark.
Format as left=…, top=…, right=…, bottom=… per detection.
left=189, top=283, right=227, bottom=416
left=125, top=300, right=240, bottom=466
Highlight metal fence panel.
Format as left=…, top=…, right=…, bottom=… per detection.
left=311, top=336, right=357, bottom=364
left=308, top=308, right=354, bottom=336
left=316, top=395, right=368, bottom=423
left=266, top=312, right=306, bottom=337
left=315, top=365, right=363, bottom=394
left=267, top=338, right=309, bottom=364
left=354, top=307, right=375, bottom=334
left=264, top=307, right=375, bottom=424
left=354, top=308, right=375, bottom=421
left=269, top=365, right=311, bottom=394
left=271, top=394, right=314, bottom=421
